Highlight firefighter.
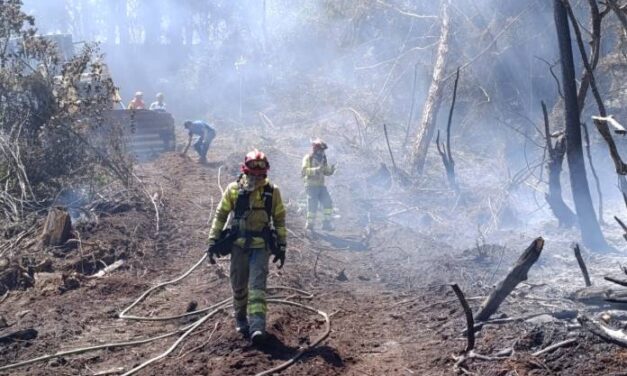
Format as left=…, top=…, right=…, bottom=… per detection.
left=207, top=150, right=287, bottom=345
left=302, top=138, right=336, bottom=231
left=182, top=120, right=216, bottom=164
left=149, top=92, right=166, bottom=112
left=127, top=91, right=145, bottom=110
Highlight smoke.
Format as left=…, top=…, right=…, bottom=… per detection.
left=18, top=0, right=627, bottom=246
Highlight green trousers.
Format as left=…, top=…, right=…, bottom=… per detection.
left=230, top=245, right=270, bottom=332
left=306, top=186, right=333, bottom=224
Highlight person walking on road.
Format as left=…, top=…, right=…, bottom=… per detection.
left=206, top=150, right=287, bottom=345
left=302, top=138, right=336, bottom=231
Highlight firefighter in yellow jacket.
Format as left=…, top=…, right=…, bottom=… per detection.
left=207, top=150, right=286, bottom=345
left=302, top=138, right=336, bottom=231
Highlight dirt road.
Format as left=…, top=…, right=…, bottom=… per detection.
left=0, top=132, right=625, bottom=375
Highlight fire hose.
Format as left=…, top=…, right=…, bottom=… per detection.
left=0, top=253, right=331, bottom=375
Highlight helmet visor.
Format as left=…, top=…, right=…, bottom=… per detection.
left=246, top=159, right=268, bottom=169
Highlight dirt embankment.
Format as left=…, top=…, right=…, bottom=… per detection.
left=0, top=129, right=626, bottom=375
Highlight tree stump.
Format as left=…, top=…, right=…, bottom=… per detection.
left=41, top=207, right=72, bottom=247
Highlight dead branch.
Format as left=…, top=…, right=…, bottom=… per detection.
left=450, top=284, right=474, bottom=353
left=604, top=276, right=627, bottom=287
left=573, top=244, right=592, bottom=287
left=442, top=3, right=534, bottom=82
left=435, top=67, right=460, bottom=192
left=375, top=0, right=437, bottom=20
left=607, top=0, right=627, bottom=32
left=0, top=328, right=37, bottom=344
left=474, top=237, right=544, bottom=322
left=382, top=124, right=397, bottom=171
left=578, top=314, right=627, bottom=348
left=88, top=260, right=125, bottom=279
left=532, top=338, right=577, bottom=356
left=592, top=116, right=627, bottom=175
left=615, top=216, right=627, bottom=241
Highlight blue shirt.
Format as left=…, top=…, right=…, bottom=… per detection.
left=188, top=121, right=215, bottom=141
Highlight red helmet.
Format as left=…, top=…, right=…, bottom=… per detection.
left=241, top=149, right=269, bottom=176
left=312, top=138, right=328, bottom=151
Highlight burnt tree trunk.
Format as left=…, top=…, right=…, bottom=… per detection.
left=554, top=0, right=608, bottom=251
left=41, top=207, right=72, bottom=247
left=543, top=102, right=577, bottom=227
left=410, top=0, right=450, bottom=175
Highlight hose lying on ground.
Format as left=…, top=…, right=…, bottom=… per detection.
left=0, top=253, right=331, bottom=376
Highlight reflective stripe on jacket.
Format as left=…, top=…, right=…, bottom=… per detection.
left=208, top=179, right=286, bottom=248
left=302, top=154, right=333, bottom=187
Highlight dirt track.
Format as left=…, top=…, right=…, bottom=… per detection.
left=1, top=129, right=626, bottom=375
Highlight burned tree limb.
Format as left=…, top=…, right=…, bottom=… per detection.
left=604, top=276, right=627, bottom=287
left=607, top=0, right=627, bottom=33
left=0, top=328, right=38, bottom=344
left=573, top=244, right=592, bottom=287
left=382, top=124, right=397, bottom=171
left=474, top=237, right=544, bottom=322
left=450, top=282, right=512, bottom=374
left=435, top=67, right=460, bottom=192
left=542, top=102, right=577, bottom=227
left=578, top=314, right=627, bottom=348
left=410, top=0, right=450, bottom=175
left=450, top=284, right=474, bottom=353
left=615, top=216, right=627, bottom=242
left=592, top=117, right=627, bottom=175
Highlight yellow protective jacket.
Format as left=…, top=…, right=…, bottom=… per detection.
left=209, top=179, right=286, bottom=249
left=302, top=153, right=334, bottom=187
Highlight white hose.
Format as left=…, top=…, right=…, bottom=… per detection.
left=0, top=254, right=331, bottom=375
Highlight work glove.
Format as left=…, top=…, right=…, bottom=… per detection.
left=272, top=244, right=286, bottom=269
left=207, top=238, right=218, bottom=265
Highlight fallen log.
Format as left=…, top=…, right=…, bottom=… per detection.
left=474, top=237, right=544, bottom=322
left=578, top=314, right=627, bottom=348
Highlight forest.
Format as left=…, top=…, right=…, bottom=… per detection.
left=1, top=0, right=627, bottom=375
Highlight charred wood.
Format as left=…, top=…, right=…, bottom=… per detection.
left=40, top=207, right=72, bottom=247
left=0, top=328, right=38, bottom=344
left=474, top=237, right=544, bottom=322
left=578, top=314, right=627, bottom=348
left=573, top=244, right=592, bottom=287
left=542, top=102, right=576, bottom=227
left=435, top=67, right=459, bottom=192
left=554, top=0, right=608, bottom=250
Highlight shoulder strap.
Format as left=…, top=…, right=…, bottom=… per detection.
left=263, top=184, right=274, bottom=221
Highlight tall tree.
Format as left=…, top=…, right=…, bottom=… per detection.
left=553, top=0, right=608, bottom=250
left=410, top=0, right=450, bottom=175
